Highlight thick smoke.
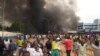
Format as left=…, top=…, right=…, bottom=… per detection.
left=44, top=0, right=79, bottom=32
left=2, top=0, right=79, bottom=33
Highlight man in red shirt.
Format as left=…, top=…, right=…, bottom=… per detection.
left=64, top=36, right=73, bottom=56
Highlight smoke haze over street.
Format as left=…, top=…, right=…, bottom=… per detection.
left=0, top=0, right=79, bottom=33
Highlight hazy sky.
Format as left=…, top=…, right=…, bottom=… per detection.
left=77, top=0, right=100, bottom=23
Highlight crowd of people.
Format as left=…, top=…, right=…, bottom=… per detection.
left=0, top=33, right=100, bottom=56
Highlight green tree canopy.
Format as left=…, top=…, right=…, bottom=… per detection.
left=0, top=25, right=2, bottom=30
left=10, top=21, right=25, bottom=33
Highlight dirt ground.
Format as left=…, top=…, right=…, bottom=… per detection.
left=59, top=43, right=94, bottom=56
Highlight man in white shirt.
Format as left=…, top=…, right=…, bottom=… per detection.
left=27, top=45, right=35, bottom=56
left=92, top=40, right=100, bottom=56
left=4, top=39, right=10, bottom=50
left=27, top=44, right=43, bottom=56
left=34, top=48, right=43, bottom=56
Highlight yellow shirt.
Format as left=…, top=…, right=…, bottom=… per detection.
left=52, top=41, right=58, bottom=49
left=17, top=40, right=23, bottom=47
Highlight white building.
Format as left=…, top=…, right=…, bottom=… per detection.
left=77, top=19, right=100, bottom=32
left=94, top=19, right=100, bottom=30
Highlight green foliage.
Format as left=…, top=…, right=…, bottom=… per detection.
left=0, top=25, right=2, bottom=30
left=10, top=21, right=25, bottom=33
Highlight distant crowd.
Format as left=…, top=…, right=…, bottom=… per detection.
left=0, top=33, right=100, bottom=56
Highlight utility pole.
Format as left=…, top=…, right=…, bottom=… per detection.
left=2, top=0, right=5, bottom=38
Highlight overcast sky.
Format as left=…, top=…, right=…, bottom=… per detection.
left=77, top=0, right=100, bottom=23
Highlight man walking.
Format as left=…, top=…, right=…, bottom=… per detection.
left=64, top=36, right=73, bottom=56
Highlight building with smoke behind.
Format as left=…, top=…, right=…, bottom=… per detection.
left=77, top=19, right=100, bottom=33
left=0, top=0, right=79, bottom=34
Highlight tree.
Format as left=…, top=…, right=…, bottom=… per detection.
left=10, top=21, right=25, bottom=32
left=0, top=25, right=2, bottom=30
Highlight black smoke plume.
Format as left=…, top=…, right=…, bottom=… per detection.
left=1, top=0, right=79, bottom=33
